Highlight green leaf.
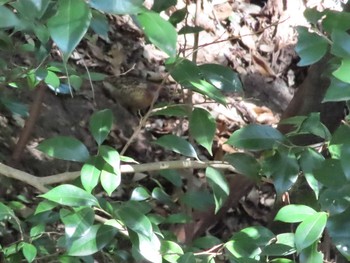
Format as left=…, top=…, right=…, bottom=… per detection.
left=327, top=208, right=350, bottom=260
left=298, top=113, right=331, bottom=140
left=67, top=224, right=117, bottom=256
left=152, top=187, right=174, bottom=207
left=190, top=79, right=226, bottom=105
left=166, top=57, right=202, bottom=86
left=159, top=170, right=183, bottom=187
left=100, top=164, right=120, bottom=196
left=180, top=189, right=214, bottom=211
left=98, top=145, right=120, bottom=173
left=155, top=135, right=198, bottom=159
left=314, top=159, right=347, bottom=188
left=34, top=200, right=57, bottom=215
left=81, top=156, right=103, bottom=193
left=178, top=25, right=204, bottom=35
left=341, top=144, right=350, bottom=181
left=295, top=27, right=328, bottom=66
left=0, top=97, right=28, bottom=117
left=224, top=153, right=261, bottom=180
left=152, top=0, right=176, bottom=12
left=22, top=243, right=37, bottom=263
left=90, top=109, right=114, bottom=145
left=152, top=104, right=190, bottom=117
left=0, top=202, right=15, bottom=220
left=323, top=77, right=350, bottom=102
left=47, top=0, right=91, bottom=61
left=189, top=108, right=216, bottom=155
left=69, top=75, right=83, bottom=90
left=331, top=30, right=350, bottom=59
left=90, top=10, right=109, bottom=40
left=275, top=205, right=317, bottom=223
left=40, top=184, right=99, bottom=207
left=161, top=240, right=184, bottom=263
left=262, top=149, right=299, bottom=196
left=89, top=0, right=146, bottom=15
left=299, top=148, right=324, bottom=199
left=118, top=204, right=153, bottom=238
left=295, top=212, right=327, bottom=252
left=319, top=184, right=350, bottom=215
left=322, top=10, right=350, bottom=33
left=205, top=167, right=229, bottom=213
left=169, top=8, right=187, bottom=26
left=227, top=124, right=285, bottom=151
left=178, top=252, right=196, bottom=263
left=37, top=136, right=89, bottom=162
left=135, top=232, right=162, bottom=263
left=199, top=63, right=243, bottom=94
left=131, top=187, right=150, bottom=201
left=333, top=58, right=350, bottom=83
left=60, top=207, right=95, bottom=238
left=45, top=70, right=60, bottom=89
left=136, top=11, right=177, bottom=57
left=299, top=243, right=324, bottom=263
left=226, top=226, right=274, bottom=259
left=0, top=6, right=20, bottom=28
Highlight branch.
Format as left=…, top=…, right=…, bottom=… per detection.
left=0, top=160, right=238, bottom=193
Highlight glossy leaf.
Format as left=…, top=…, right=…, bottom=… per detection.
left=333, top=58, right=350, bottom=83
left=324, top=77, right=350, bottom=102
left=67, top=224, right=117, bottom=256
left=169, top=8, right=187, bottom=26
left=323, top=10, right=350, bottom=33
left=295, top=212, right=327, bottom=252
left=47, top=0, right=91, bottom=60
left=180, top=190, right=214, bottom=211
left=205, top=167, right=229, bottom=213
left=189, top=108, right=216, bottom=155
left=100, top=164, right=120, bottom=196
left=314, top=159, right=347, bottom=188
left=22, top=243, right=37, bottom=263
left=155, top=135, right=198, bottom=159
left=262, top=149, right=299, bottom=196
left=159, top=170, right=183, bottom=187
left=60, top=207, right=94, bottom=238
left=166, top=57, right=202, bottom=86
left=224, top=153, right=261, bottom=180
left=34, top=200, right=57, bottom=215
left=89, top=109, right=113, bottom=145
left=319, top=184, right=350, bottom=215
left=118, top=204, right=153, bottom=238
left=331, top=30, right=350, bottom=59
left=40, top=184, right=99, bottom=207
left=327, top=208, right=350, bottom=260
left=227, top=124, right=285, bottom=151
left=136, top=232, right=162, bottom=263
left=152, top=187, right=174, bottom=207
left=0, top=202, right=15, bottom=220
left=161, top=240, right=184, bottom=263
left=178, top=253, right=196, bottom=263
left=275, top=205, right=317, bottom=223
left=137, top=11, right=177, bottom=57
left=299, top=148, right=324, bottom=199
left=152, top=104, right=190, bottom=117
left=0, top=6, right=20, bottom=28
left=226, top=226, right=274, bottom=259
left=37, top=136, right=89, bottom=162
left=81, top=156, right=103, bottom=193
left=89, top=0, right=146, bottom=14
left=98, top=145, right=120, bottom=173
left=295, top=27, right=328, bottom=66
left=152, top=0, right=176, bottom=12
left=299, top=243, right=324, bottom=263
left=90, top=10, right=109, bottom=40
left=131, top=187, right=150, bottom=201
left=199, top=63, right=243, bottom=94
left=190, top=79, right=226, bottom=105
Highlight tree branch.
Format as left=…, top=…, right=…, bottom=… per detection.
left=0, top=160, right=238, bottom=193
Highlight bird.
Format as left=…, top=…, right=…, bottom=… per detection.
left=102, top=77, right=159, bottom=111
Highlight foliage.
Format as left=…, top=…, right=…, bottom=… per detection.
left=1, top=0, right=350, bottom=263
